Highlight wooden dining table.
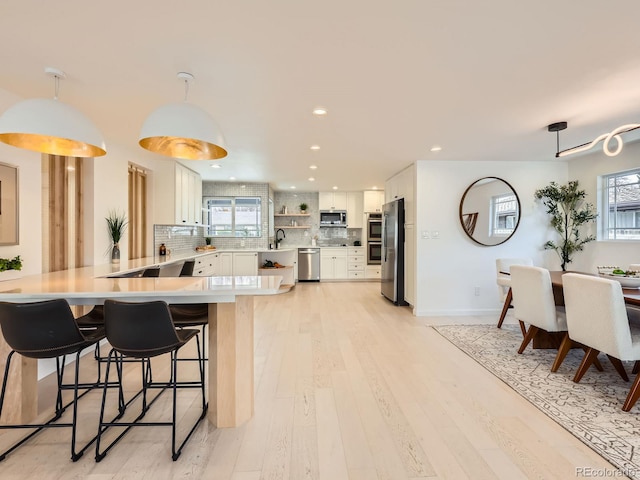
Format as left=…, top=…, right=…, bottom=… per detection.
left=550, top=271, right=640, bottom=307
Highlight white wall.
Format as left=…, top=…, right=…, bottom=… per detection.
left=567, top=141, right=640, bottom=273
left=0, top=90, right=43, bottom=276
left=414, top=160, right=568, bottom=316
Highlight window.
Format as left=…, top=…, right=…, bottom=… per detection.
left=602, top=169, right=640, bottom=240
left=204, top=197, right=262, bottom=237
left=491, top=193, right=518, bottom=236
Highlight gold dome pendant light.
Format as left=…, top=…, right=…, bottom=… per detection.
left=138, top=72, right=227, bottom=160
left=0, top=67, right=106, bottom=157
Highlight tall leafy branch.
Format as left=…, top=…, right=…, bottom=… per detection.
left=534, top=180, right=597, bottom=271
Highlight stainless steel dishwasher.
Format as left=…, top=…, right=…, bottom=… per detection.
left=298, top=247, right=320, bottom=281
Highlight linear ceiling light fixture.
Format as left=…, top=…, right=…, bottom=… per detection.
left=548, top=121, right=640, bottom=158
left=139, top=72, right=227, bottom=160
left=0, top=67, right=106, bottom=157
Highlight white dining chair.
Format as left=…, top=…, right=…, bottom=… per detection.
left=510, top=265, right=569, bottom=371
left=496, top=258, right=533, bottom=331
left=563, top=273, right=640, bottom=411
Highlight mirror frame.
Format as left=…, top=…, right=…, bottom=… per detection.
left=459, top=176, right=521, bottom=246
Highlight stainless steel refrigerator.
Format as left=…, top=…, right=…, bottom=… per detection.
left=381, top=198, right=406, bottom=305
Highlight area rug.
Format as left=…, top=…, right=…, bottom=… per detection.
left=434, top=324, right=640, bottom=479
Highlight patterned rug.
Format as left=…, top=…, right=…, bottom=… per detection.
left=434, top=324, right=640, bottom=479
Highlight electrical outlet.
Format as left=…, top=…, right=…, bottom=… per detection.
left=240, top=240, right=245, bottom=247
left=432, top=231, right=440, bottom=239
left=474, top=286, right=480, bottom=296
left=421, top=230, right=430, bottom=239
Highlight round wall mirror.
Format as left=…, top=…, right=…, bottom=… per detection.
left=459, top=177, right=521, bottom=246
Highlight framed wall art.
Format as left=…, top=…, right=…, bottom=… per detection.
left=0, top=162, right=19, bottom=245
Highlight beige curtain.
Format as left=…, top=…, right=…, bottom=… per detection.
left=128, top=164, right=147, bottom=259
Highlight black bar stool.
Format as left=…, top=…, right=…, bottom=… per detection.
left=95, top=299, right=207, bottom=462
left=0, top=299, right=106, bottom=461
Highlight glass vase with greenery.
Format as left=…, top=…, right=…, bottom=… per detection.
left=106, top=210, right=127, bottom=263
left=534, top=180, right=597, bottom=271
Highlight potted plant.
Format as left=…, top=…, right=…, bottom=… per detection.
left=299, top=202, right=308, bottom=213
left=534, top=180, right=597, bottom=271
left=0, top=255, right=23, bottom=281
left=106, top=210, right=127, bottom=264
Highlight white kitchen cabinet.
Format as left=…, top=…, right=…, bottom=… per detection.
left=385, top=165, right=415, bottom=224
left=347, top=247, right=365, bottom=280
left=193, top=252, right=219, bottom=276
left=233, top=252, right=258, bottom=276
left=363, top=190, right=385, bottom=213
left=319, top=192, right=347, bottom=211
left=175, top=163, right=202, bottom=224
left=218, top=252, right=233, bottom=275
left=365, top=265, right=381, bottom=279
left=320, top=248, right=348, bottom=280
left=346, top=192, right=364, bottom=229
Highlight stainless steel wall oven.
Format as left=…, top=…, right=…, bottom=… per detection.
left=367, top=213, right=382, bottom=242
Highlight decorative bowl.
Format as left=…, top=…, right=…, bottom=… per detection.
left=600, top=273, right=640, bottom=289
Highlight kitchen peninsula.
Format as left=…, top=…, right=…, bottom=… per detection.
left=0, top=261, right=283, bottom=429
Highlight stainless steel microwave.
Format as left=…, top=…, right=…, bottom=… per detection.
left=320, top=210, right=347, bottom=227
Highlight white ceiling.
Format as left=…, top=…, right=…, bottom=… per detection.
left=2, top=0, right=640, bottom=192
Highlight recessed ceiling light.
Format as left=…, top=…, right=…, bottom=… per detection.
left=290, top=186, right=296, bottom=189
left=332, top=185, right=338, bottom=190
left=229, top=176, right=236, bottom=180
left=211, top=164, right=221, bottom=168
left=310, top=145, right=320, bottom=151
left=312, top=107, right=327, bottom=116
left=309, top=165, right=317, bottom=170
left=372, top=186, right=378, bottom=190
left=430, top=145, right=442, bottom=152
left=308, top=177, right=315, bottom=182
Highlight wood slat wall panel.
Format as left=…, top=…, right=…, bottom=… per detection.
left=128, top=165, right=147, bottom=259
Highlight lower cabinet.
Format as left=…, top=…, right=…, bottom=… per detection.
left=218, top=253, right=233, bottom=276
left=193, top=253, right=219, bottom=276
left=348, top=247, right=365, bottom=279
left=232, top=252, right=258, bottom=276
left=365, top=265, right=381, bottom=279
left=320, top=248, right=348, bottom=280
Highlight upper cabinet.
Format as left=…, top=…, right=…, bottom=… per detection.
left=175, top=163, right=202, bottom=224
left=346, top=191, right=363, bottom=229
left=319, top=191, right=363, bottom=228
left=319, top=191, right=347, bottom=211
left=363, top=190, right=384, bottom=213
left=385, top=165, right=415, bottom=224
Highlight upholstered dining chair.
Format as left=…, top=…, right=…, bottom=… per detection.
left=0, top=299, right=105, bottom=461
left=511, top=265, right=570, bottom=371
left=562, top=273, right=640, bottom=411
left=496, top=258, right=533, bottom=331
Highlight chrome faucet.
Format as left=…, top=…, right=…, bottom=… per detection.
left=275, top=228, right=286, bottom=249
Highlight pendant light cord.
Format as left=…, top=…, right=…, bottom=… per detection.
left=183, top=78, right=189, bottom=102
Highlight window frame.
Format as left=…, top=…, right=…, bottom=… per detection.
left=203, top=196, right=262, bottom=238
left=490, top=192, right=518, bottom=238
left=600, top=168, right=640, bottom=241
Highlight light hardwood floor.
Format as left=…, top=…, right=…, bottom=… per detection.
left=0, top=282, right=625, bottom=479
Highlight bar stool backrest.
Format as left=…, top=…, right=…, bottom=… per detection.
left=103, top=299, right=181, bottom=358
left=0, top=299, right=86, bottom=359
